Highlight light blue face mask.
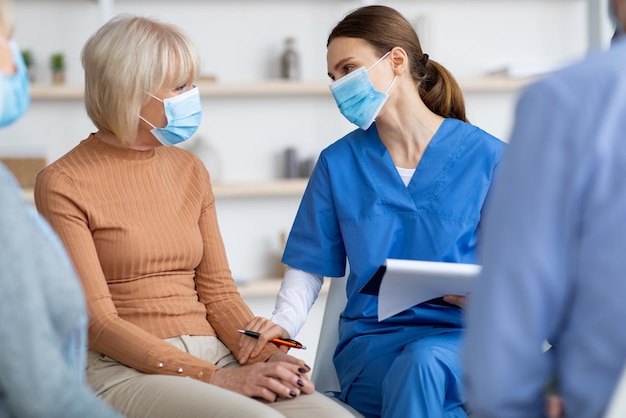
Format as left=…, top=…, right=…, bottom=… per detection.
left=329, top=51, right=397, bottom=130
left=140, top=85, right=202, bottom=146
left=0, top=40, right=31, bottom=127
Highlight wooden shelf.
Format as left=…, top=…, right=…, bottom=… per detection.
left=237, top=278, right=284, bottom=298
left=196, top=80, right=331, bottom=98
left=459, top=75, right=535, bottom=93
left=30, top=84, right=85, bottom=100
left=237, top=277, right=330, bottom=298
left=29, top=76, right=535, bottom=100
left=29, top=81, right=332, bottom=100
left=212, top=179, right=307, bottom=198
left=22, top=179, right=308, bottom=204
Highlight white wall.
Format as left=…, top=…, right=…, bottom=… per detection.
left=10, top=0, right=599, bottom=84
left=2, top=0, right=615, bottom=281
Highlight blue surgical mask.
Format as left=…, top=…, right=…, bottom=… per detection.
left=140, top=85, right=202, bottom=146
left=0, top=40, right=31, bottom=127
left=329, top=51, right=397, bottom=130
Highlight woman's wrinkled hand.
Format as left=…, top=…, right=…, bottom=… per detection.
left=267, top=352, right=313, bottom=394
left=211, top=359, right=310, bottom=402
left=238, top=316, right=290, bottom=364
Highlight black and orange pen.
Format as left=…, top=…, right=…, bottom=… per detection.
left=237, top=329, right=307, bottom=350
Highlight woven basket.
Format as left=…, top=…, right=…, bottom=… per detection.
left=0, top=157, right=47, bottom=189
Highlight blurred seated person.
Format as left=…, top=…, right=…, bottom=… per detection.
left=0, top=0, right=122, bottom=416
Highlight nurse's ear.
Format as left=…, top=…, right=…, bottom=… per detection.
left=389, top=46, right=408, bottom=76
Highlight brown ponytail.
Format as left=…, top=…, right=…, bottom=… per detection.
left=420, top=59, right=467, bottom=122
left=328, top=5, right=468, bottom=123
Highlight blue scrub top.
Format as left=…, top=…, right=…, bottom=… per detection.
left=282, top=118, right=505, bottom=371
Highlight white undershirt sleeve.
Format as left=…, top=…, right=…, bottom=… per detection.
left=270, top=266, right=324, bottom=338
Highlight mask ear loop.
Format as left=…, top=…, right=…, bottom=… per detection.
left=366, top=50, right=392, bottom=71
left=367, top=50, right=398, bottom=94
left=144, top=91, right=164, bottom=103
left=384, top=75, right=398, bottom=94
left=365, top=49, right=398, bottom=94
left=138, top=115, right=157, bottom=129
left=138, top=91, right=165, bottom=129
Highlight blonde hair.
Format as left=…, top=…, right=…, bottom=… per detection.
left=0, top=0, right=15, bottom=37
left=81, top=14, right=199, bottom=144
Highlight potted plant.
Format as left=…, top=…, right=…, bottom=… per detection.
left=21, top=49, right=35, bottom=82
left=49, top=52, right=65, bottom=85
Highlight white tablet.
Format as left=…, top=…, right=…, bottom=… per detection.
left=360, top=259, right=481, bottom=321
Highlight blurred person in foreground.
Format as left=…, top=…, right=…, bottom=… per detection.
left=34, top=14, right=355, bottom=418
left=0, top=0, right=122, bottom=416
left=463, top=1, right=626, bottom=417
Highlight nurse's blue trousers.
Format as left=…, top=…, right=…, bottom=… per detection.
left=343, top=330, right=466, bottom=418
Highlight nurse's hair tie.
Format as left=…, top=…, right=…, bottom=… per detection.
left=420, top=53, right=429, bottom=66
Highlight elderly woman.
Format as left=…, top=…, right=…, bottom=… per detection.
left=34, top=14, right=354, bottom=418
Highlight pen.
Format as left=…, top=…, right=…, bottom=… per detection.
left=237, top=329, right=307, bottom=350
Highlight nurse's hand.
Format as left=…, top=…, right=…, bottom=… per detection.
left=238, top=316, right=290, bottom=364
left=211, top=358, right=309, bottom=402
left=443, top=293, right=469, bottom=308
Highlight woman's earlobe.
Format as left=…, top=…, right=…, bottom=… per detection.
left=392, top=62, right=405, bottom=76
left=390, top=48, right=407, bottom=75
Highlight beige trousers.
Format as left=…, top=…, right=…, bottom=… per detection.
left=86, top=335, right=356, bottom=418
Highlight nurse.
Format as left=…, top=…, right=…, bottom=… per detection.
left=239, top=5, right=506, bottom=418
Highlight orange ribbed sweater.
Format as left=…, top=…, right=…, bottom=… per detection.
left=34, top=134, right=278, bottom=383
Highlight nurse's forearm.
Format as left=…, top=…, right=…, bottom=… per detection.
left=270, top=266, right=323, bottom=338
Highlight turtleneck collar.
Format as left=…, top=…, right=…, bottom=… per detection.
left=84, top=133, right=156, bottom=161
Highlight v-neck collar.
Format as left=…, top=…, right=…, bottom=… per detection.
left=357, top=119, right=466, bottom=211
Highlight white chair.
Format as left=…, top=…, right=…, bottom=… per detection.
left=312, top=275, right=364, bottom=417
left=604, top=362, right=626, bottom=418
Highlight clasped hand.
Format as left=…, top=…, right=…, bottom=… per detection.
left=212, top=351, right=313, bottom=402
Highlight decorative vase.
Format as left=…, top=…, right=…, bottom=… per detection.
left=52, top=71, right=65, bottom=85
